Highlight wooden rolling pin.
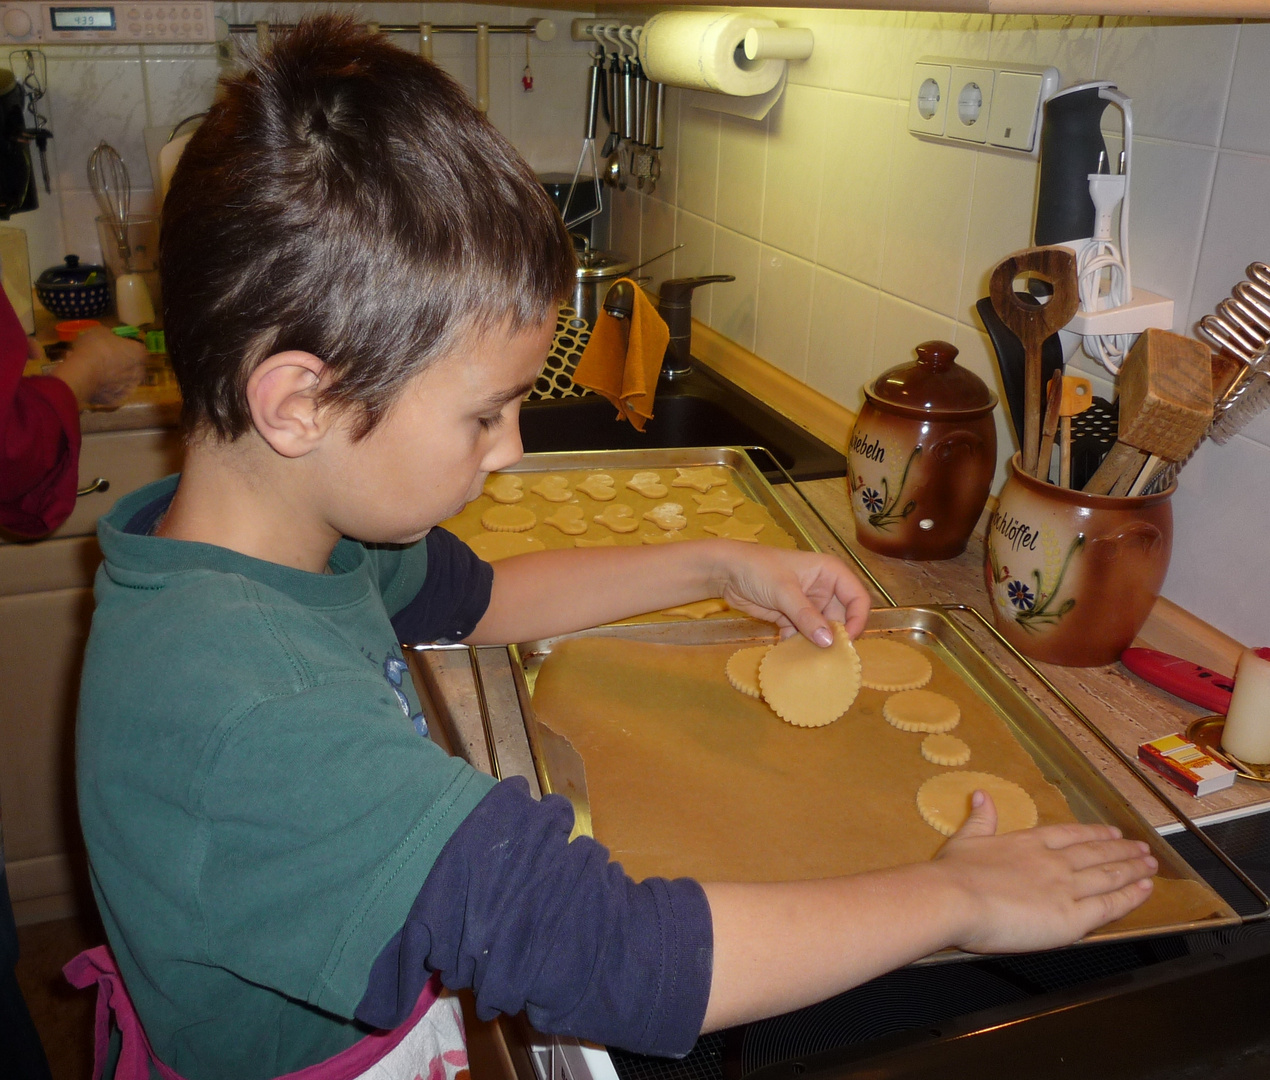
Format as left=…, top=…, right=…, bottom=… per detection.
left=1083, top=328, right=1213, bottom=496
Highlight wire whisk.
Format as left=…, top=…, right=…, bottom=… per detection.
left=87, top=141, right=132, bottom=270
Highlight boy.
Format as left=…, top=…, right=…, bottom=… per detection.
left=75, top=17, right=1156, bottom=1080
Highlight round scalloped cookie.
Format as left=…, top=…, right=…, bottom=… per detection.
left=882, top=689, right=960, bottom=733
left=480, top=505, right=537, bottom=533
left=726, top=644, right=770, bottom=699
left=855, top=638, right=933, bottom=692
left=916, top=771, right=1037, bottom=836
left=920, top=733, right=971, bottom=767
left=758, top=624, right=862, bottom=728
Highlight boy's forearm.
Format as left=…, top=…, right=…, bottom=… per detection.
left=700, top=863, right=969, bottom=1032
left=465, top=541, right=729, bottom=645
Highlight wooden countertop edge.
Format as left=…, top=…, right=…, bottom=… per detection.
left=691, top=318, right=1248, bottom=673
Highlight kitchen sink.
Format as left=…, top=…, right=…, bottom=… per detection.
left=519, top=363, right=847, bottom=482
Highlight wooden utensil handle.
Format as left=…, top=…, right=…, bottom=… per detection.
left=1083, top=441, right=1146, bottom=495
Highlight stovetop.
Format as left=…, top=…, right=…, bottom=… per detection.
left=608, top=810, right=1270, bottom=1080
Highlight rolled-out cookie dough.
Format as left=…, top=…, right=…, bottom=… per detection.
left=644, top=503, right=687, bottom=530
left=642, top=530, right=684, bottom=545
left=856, top=638, right=933, bottom=692
left=671, top=466, right=729, bottom=493
left=726, top=644, right=771, bottom=699
left=531, top=475, right=572, bottom=502
left=627, top=472, right=669, bottom=498
left=577, top=473, right=617, bottom=501
left=921, top=733, right=971, bottom=767
left=758, top=624, right=862, bottom=728
left=468, top=531, right=545, bottom=561
left=575, top=535, right=616, bottom=547
left=917, top=771, right=1037, bottom=836
left=543, top=505, right=587, bottom=535
left=484, top=474, right=524, bottom=504
left=481, top=505, right=537, bottom=533
left=594, top=503, right=639, bottom=533
left=663, top=598, right=729, bottom=619
left=883, top=689, right=960, bottom=733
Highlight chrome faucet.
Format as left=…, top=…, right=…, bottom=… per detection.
left=602, top=274, right=735, bottom=380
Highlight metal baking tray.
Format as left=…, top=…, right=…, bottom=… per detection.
left=491, top=446, right=821, bottom=554
left=508, top=605, right=1243, bottom=950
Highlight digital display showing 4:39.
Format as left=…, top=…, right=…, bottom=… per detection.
left=49, top=7, right=117, bottom=30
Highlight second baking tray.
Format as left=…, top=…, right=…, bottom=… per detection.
left=509, top=605, right=1242, bottom=951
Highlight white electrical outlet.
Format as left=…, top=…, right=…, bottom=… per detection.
left=908, top=62, right=950, bottom=137
left=949, top=65, right=994, bottom=144
left=910, top=57, right=1059, bottom=155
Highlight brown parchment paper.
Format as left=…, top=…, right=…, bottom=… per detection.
left=529, top=634, right=1226, bottom=936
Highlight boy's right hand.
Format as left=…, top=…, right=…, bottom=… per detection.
left=934, top=790, right=1156, bottom=955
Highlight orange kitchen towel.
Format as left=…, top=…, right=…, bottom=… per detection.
left=571, top=281, right=670, bottom=431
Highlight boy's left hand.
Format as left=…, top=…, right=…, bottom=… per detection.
left=713, top=544, right=872, bottom=645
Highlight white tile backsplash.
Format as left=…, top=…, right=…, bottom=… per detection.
left=10, top=4, right=1269, bottom=643
left=607, top=9, right=1270, bottom=644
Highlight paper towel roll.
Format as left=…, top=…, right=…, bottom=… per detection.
left=639, top=12, right=782, bottom=98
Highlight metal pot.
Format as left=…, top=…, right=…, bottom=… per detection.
left=572, top=248, right=636, bottom=327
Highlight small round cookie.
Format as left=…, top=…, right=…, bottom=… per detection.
left=626, top=471, right=669, bottom=499
left=726, top=645, right=770, bottom=699
left=758, top=623, right=862, bottom=728
left=855, top=638, right=933, bottom=692
left=921, top=733, right=971, bottom=767
left=543, top=505, right=587, bottom=536
left=484, top=474, right=524, bottom=504
left=883, top=689, right=960, bottom=733
left=530, top=475, right=572, bottom=502
left=916, top=771, right=1037, bottom=836
left=468, top=531, right=546, bottom=561
left=481, top=505, right=537, bottom=533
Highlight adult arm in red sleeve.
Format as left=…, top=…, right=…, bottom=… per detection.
left=0, top=291, right=82, bottom=538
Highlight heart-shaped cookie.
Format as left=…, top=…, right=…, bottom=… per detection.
left=543, top=505, right=587, bottom=536
left=643, top=502, right=687, bottom=530
left=593, top=503, right=638, bottom=533
left=626, top=471, right=669, bottom=498
left=484, top=474, right=524, bottom=504
left=576, top=473, right=617, bottom=501
left=530, top=475, right=572, bottom=502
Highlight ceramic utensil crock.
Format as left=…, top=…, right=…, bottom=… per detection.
left=986, top=454, right=1174, bottom=667
left=847, top=340, right=997, bottom=560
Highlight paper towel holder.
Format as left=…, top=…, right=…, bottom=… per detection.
left=743, top=26, right=814, bottom=62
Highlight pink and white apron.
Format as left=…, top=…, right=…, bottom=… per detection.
left=64, top=946, right=469, bottom=1080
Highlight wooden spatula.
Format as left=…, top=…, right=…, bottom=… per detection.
left=1035, top=372, right=1064, bottom=482
left=989, top=247, right=1080, bottom=476
left=1083, top=329, right=1213, bottom=495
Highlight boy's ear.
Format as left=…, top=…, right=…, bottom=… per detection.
left=246, top=351, right=332, bottom=458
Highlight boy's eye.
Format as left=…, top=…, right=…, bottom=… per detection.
left=478, top=413, right=505, bottom=431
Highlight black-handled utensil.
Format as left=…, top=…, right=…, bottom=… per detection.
left=975, top=296, right=1064, bottom=453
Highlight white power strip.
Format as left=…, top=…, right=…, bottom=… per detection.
left=0, top=1, right=216, bottom=44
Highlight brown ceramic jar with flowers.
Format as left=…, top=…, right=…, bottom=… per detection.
left=847, top=340, right=997, bottom=560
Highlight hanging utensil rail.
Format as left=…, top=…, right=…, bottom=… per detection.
left=225, top=19, right=555, bottom=38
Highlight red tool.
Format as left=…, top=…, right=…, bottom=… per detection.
left=1121, top=646, right=1270, bottom=714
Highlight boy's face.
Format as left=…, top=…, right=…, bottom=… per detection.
left=321, top=316, right=555, bottom=545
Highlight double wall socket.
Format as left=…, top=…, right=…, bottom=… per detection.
left=909, top=57, right=1060, bottom=156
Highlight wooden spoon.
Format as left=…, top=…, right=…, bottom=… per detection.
left=989, top=247, right=1080, bottom=476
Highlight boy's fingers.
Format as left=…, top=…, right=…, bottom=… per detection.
left=1062, top=838, right=1152, bottom=872
left=1036, top=822, right=1124, bottom=850
left=1071, top=856, right=1158, bottom=900
left=1076, top=876, right=1154, bottom=931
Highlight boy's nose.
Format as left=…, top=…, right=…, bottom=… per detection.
left=484, top=418, right=524, bottom=474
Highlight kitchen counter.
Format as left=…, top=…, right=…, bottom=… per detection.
left=408, top=474, right=1270, bottom=833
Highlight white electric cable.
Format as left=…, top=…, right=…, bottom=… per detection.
left=1077, top=89, right=1134, bottom=375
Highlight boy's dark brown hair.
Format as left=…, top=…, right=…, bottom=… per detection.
left=161, top=14, right=575, bottom=440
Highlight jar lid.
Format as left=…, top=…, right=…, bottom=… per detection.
left=575, top=249, right=636, bottom=281
left=867, top=340, right=997, bottom=415
left=36, top=254, right=108, bottom=287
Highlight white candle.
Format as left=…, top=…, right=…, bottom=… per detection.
left=1221, top=649, right=1270, bottom=764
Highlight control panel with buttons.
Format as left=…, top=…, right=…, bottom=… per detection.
left=0, top=2, right=216, bottom=43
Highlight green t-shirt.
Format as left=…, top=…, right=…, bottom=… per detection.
left=77, top=477, right=497, bottom=1079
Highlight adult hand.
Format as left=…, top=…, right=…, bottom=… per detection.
left=713, top=545, right=872, bottom=644
left=52, top=326, right=147, bottom=408
left=935, top=792, right=1156, bottom=954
